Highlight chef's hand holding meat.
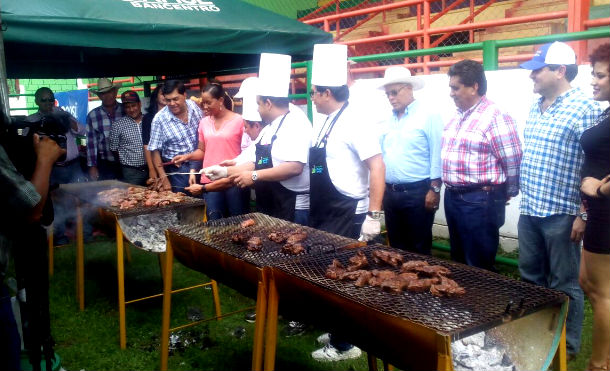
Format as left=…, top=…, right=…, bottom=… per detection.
left=203, top=165, right=228, bottom=180
left=359, top=214, right=381, bottom=241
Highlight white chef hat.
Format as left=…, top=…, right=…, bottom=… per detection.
left=241, top=96, right=262, bottom=122
left=258, top=53, right=291, bottom=98
left=234, top=76, right=260, bottom=99
left=311, top=44, right=348, bottom=87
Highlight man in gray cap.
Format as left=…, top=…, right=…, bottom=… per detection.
left=86, top=78, right=124, bottom=180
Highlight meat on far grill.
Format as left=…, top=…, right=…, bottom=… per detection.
left=285, top=229, right=308, bottom=244
left=268, top=231, right=288, bottom=244
left=430, top=277, right=467, bottom=297
left=231, top=232, right=249, bottom=245
left=246, top=236, right=263, bottom=251
left=346, top=250, right=369, bottom=272
left=325, top=259, right=346, bottom=280
left=372, top=249, right=404, bottom=267
left=400, top=260, right=429, bottom=272
left=97, top=187, right=187, bottom=210
left=241, top=218, right=256, bottom=228
left=282, top=242, right=305, bottom=255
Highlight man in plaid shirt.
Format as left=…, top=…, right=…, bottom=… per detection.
left=109, top=91, right=147, bottom=186
left=441, top=60, right=522, bottom=272
left=519, top=42, right=602, bottom=358
left=86, top=78, right=124, bottom=181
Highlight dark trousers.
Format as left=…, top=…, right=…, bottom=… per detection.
left=444, top=185, right=506, bottom=271
left=121, top=165, right=148, bottom=186
left=383, top=180, right=434, bottom=255
left=163, top=161, right=193, bottom=194
left=203, top=186, right=249, bottom=220
left=0, top=285, right=20, bottom=371
left=96, top=159, right=122, bottom=181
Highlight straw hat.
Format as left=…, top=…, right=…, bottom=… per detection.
left=378, top=66, right=424, bottom=90
left=91, top=78, right=121, bottom=94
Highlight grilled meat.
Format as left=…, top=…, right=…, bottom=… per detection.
left=430, top=277, right=466, bottom=297
left=346, top=250, right=369, bottom=272
left=398, top=272, right=418, bottom=282
left=286, top=229, right=308, bottom=244
left=414, top=265, right=451, bottom=277
left=372, top=249, right=404, bottom=267
left=339, top=269, right=370, bottom=281
left=282, top=243, right=305, bottom=255
left=354, top=271, right=373, bottom=287
left=400, top=260, right=429, bottom=273
left=268, top=231, right=288, bottom=244
left=97, top=187, right=187, bottom=210
left=246, top=236, right=263, bottom=251
left=241, top=218, right=256, bottom=228
left=325, top=259, right=346, bottom=280
left=231, top=232, right=249, bottom=245
left=381, top=278, right=409, bottom=293
left=369, top=269, right=398, bottom=286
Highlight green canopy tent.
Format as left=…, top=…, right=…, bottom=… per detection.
left=0, top=0, right=331, bottom=78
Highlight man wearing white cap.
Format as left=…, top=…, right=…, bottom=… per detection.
left=86, top=78, right=125, bottom=180
left=309, top=43, right=385, bottom=362
left=379, top=66, right=443, bottom=255
left=207, top=53, right=311, bottom=224
left=519, top=41, right=602, bottom=358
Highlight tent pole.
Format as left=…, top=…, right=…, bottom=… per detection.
left=0, top=8, right=12, bottom=119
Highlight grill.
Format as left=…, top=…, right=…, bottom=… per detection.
left=167, top=212, right=365, bottom=268
left=59, top=180, right=205, bottom=218
left=267, top=244, right=568, bottom=370
left=274, top=244, right=566, bottom=338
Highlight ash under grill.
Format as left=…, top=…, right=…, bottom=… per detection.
left=274, top=244, right=566, bottom=337
left=59, top=180, right=205, bottom=218
left=168, top=213, right=364, bottom=267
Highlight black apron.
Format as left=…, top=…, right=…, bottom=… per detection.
left=254, top=113, right=298, bottom=222
left=309, top=102, right=359, bottom=238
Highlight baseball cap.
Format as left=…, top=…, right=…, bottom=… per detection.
left=520, top=41, right=576, bottom=70
left=121, top=90, right=140, bottom=103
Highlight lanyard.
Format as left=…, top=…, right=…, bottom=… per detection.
left=269, top=112, right=289, bottom=145
left=314, top=102, right=349, bottom=148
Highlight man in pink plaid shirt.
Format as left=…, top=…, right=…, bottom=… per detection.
left=441, top=60, right=522, bottom=271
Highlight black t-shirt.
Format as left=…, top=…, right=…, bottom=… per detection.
left=580, top=107, right=610, bottom=180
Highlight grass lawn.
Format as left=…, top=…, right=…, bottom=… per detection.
left=44, top=237, right=592, bottom=371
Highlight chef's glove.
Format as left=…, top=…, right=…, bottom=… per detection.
left=203, top=165, right=228, bottom=180
left=359, top=215, right=380, bottom=242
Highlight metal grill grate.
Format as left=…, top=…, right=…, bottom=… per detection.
left=168, top=213, right=364, bottom=268
left=59, top=180, right=205, bottom=218
left=274, top=244, right=566, bottom=337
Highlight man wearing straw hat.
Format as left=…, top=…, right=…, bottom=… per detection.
left=86, top=78, right=125, bottom=181
left=379, top=66, right=443, bottom=255
left=309, top=43, right=385, bottom=362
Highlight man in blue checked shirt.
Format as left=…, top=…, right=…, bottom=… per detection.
left=379, top=66, right=443, bottom=255
left=519, top=41, right=603, bottom=359
left=148, top=80, right=203, bottom=193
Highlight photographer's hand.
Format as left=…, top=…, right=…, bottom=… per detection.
left=34, top=133, right=66, bottom=164
left=29, top=134, right=66, bottom=222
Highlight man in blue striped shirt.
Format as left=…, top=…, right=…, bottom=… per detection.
left=148, top=80, right=203, bottom=192
left=379, top=66, right=443, bottom=254
left=519, top=41, right=602, bottom=358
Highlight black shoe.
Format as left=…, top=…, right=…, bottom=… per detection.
left=282, top=321, right=306, bottom=337
left=244, top=311, right=256, bottom=323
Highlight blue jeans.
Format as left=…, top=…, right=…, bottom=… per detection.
left=1, top=285, right=20, bottom=371
left=164, top=162, right=192, bottom=194
left=444, top=187, right=506, bottom=271
left=383, top=181, right=434, bottom=254
left=203, top=186, right=249, bottom=221
left=121, top=166, right=148, bottom=186
left=518, top=214, right=584, bottom=354
left=294, top=209, right=309, bottom=226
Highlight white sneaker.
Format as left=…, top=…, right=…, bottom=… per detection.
left=311, top=344, right=362, bottom=362
left=316, top=333, right=330, bottom=345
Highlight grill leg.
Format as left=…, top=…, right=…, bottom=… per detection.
left=251, top=279, right=267, bottom=371
left=263, top=268, right=278, bottom=371
left=116, top=220, right=127, bottom=349
left=48, top=224, right=54, bottom=276
left=367, top=354, right=378, bottom=371
left=160, top=240, right=174, bottom=371
left=552, top=321, right=568, bottom=371
left=211, top=280, right=221, bottom=320
left=76, top=202, right=85, bottom=311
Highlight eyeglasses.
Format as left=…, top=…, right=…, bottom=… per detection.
left=309, top=90, right=319, bottom=98
left=385, top=85, right=409, bottom=98
left=39, top=98, right=55, bottom=103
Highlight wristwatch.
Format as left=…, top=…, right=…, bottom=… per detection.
left=430, top=185, right=441, bottom=193
left=579, top=211, right=588, bottom=222
left=367, top=211, right=384, bottom=219
left=251, top=171, right=258, bottom=182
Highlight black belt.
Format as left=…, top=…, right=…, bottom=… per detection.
left=386, top=179, right=429, bottom=192
left=54, top=158, right=79, bottom=167
left=122, top=164, right=147, bottom=171
left=445, top=183, right=505, bottom=193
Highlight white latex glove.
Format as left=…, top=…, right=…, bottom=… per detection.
left=203, top=165, right=228, bottom=180
left=359, top=215, right=381, bottom=242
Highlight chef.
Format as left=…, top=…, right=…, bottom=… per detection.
left=309, top=43, right=385, bottom=362
left=206, top=53, right=311, bottom=224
